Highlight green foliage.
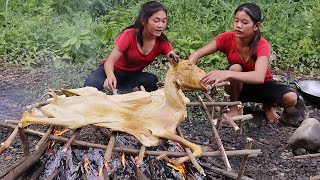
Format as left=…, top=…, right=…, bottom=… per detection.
left=0, top=0, right=319, bottom=75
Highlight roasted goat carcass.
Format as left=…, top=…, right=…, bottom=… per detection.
left=19, top=60, right=207, bottom=164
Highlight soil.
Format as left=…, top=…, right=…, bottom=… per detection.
left=0, top=60, right=319, bottom=179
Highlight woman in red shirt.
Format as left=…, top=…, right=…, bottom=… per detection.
left=189, top=3, right=299, bottom=123
left=84, top=1, right=176, bottom=93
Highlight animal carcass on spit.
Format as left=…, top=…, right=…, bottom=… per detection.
left=19, top=60, right=207, bottom=164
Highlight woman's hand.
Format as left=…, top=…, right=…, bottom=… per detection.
left=103, top=74, right=117, bottom=91
left=201, top=70, right=231, bottom=85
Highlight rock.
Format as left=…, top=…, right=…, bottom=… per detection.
left=288, top=118, right=320, bottom=153
left=293, top=148, right=307, bottom=156
left=281, top=96, right=309, bottom=127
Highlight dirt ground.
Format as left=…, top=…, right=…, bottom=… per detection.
left=0, top=61, right=319, bottom=179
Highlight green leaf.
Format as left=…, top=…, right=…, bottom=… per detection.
left=75, top=39, right=81, bottom=50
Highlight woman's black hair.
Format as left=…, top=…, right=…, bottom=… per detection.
left=124, top=1, right=168, bottom=48
left=234, top=3, right=262, bottom=60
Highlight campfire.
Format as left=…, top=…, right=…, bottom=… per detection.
left=0, top=60, right=261, bottom=179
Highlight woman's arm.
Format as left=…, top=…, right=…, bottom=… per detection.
left=103, top=46, right=123, bottom=90
left=189, top=40, right=218, bottom=64
left=201, top=56, right=269, bottom=85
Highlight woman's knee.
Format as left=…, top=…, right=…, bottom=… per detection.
left=228, top=64, right=243, bottom=72
left=282, top=92, right=298, bottom=107
left=83, top=67, right=106, bottom=91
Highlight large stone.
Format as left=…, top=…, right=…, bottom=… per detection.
left=281, top=96, right=309, bottom=127
left=288, top=118, right=320, bottom=154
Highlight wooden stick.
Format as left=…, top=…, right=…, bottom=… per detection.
left=0, top=123, right=261, bottom=158
left=4, top=120, right=19, bottom=124
left=222, top=113, right=240, bottom=131
left=293, top=153, right=320, bottom=159
left=0, top=155, right=29, bottom=179
left=35, top=125, right=54, bottom=151
left=230, top=114, right=253, bottom=122
left=30, top=163, right=45, bottom=180
left=138, top=145, right=146, bottom=167
left=62, top=128, right=82, bottom=153
left=177, top=127, right=205, bottom=176
left=104, top=89, right=118, bottom=169
left=97, top=127, right=112, bottom=138
left=202, top=92, right=223, bottom=130
left=26, top=99, right=52, bottom=109
left=187, top=101, right=241, bottom=107
left=237, top=137, right=254, bottom=180
left=198, top=95, right=232, bottom=171
left=0, top=126, right=19, bottom=154
left=200, top=162, right=254, bottom=180
left=136, top=166, right=148, bottom=180
left=104, top=133, right=116, bottom=165
left=148, top=159, right=156, bottom=179
left=18, top=127, right=29, bottom=156
left=1, top=140, right=50, bottom=180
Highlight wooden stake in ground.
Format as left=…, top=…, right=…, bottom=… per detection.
left=62, top=128, right=82, bottom=152
left=36, top=125, right=54, bottom=151
left=177, top=127, right=205, bottom=176
left=237, top=137, right=254, bottom=180
left=0, top=126, right=19, bottom=154
left=198, top=95, right=232, bottom=171
left=18, top=127, right=30, bottom=156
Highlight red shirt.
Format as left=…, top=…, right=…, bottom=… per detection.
left=100, top=28, right=173, bottom=73
left=215, top=32, right=273, bottom=81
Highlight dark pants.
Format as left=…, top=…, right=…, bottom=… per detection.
left=239, top=80, right=296, bottom=105
left=84, top=65, right=158, bottom=93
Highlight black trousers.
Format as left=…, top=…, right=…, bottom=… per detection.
left=239, top=80, right=296, bottom=105
left=84, top=65, right=158, bottom=93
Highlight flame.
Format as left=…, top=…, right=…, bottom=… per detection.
left=84, top=160, right=89, bottom=175
left=177, top=142, right=183, bottom=149
left=98, top=167, right=103, bottom=176
left=48, top=129, right=69, bottom=149
left=121, top=151, right=126, bottom=166
left=134, top=156, right=139, bottom=166
left=53, top=129, right=69, bottom=136
left=104, top=162, right=110, bottom=169
left=167, top=163, right=186, bottom=179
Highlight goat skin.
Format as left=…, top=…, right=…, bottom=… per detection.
left=19, top=60, right=207, bottom=163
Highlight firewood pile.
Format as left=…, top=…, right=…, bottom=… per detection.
left=0, top=60, right=261, bottom=179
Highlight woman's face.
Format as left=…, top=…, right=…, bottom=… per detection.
left=233, top=11, right=259, bottom=38
left=144, top=10, right=167, bottom=37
